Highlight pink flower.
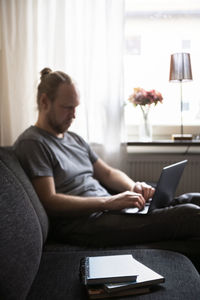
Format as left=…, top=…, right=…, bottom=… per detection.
left=128, top=87, right=163, bottom=107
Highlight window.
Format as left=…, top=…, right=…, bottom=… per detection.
left=124, top=0, right=200, bottom=140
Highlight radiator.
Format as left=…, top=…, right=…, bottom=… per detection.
left=127, top=154, right=200, bottom=195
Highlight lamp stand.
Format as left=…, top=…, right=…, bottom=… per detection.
left=180, top=80, right=183, bottom=137
left=172, top=82, right=192, bottom=140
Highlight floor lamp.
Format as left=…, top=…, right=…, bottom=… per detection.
left=169, top=53, right=193, bottom=140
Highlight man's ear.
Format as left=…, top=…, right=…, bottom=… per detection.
left=39, top=93, right=50, bottom=110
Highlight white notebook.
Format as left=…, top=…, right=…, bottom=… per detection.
left=80, top=254, right=138, bottom=285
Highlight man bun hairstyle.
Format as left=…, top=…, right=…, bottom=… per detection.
left=37, top=67, right=73, bottom=110
left=40, top=67, right=52, bottom=80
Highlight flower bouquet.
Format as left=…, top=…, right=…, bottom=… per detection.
left=128, top=87, right=163, bottom=109
left=128, top=87, right=163, bottom=140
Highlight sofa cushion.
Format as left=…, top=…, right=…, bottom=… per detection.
left=1, top=147, right=49, bottom=241
left=0, top=147, right=49, bottom=299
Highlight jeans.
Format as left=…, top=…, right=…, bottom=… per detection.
left=51, top=193, right=200, bottom=247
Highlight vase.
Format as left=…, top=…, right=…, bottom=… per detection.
left=139, top=111, right=152, bottom=142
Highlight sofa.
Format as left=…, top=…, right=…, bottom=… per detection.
left=1, top=146, right=200, bottom=300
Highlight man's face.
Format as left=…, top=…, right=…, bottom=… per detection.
left=46, top=83, right=80, bottom=135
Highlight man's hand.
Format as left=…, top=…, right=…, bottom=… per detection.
left=104, top=191, right=146, bottom=211
left=133, top=182, right=155, bottom=201
left=104, top=181, right=155, bottom=212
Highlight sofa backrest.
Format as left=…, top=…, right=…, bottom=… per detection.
left=0, top=147, right=49, bottom=299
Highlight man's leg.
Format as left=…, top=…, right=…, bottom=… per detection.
left=173, top=192, right=200, bottom=206
left=59, top=202, right=200, bottom=246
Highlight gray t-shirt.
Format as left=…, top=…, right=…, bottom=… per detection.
left=14, top=126, right=110, bottom=197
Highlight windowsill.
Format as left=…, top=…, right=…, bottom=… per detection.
left=127, top=140, right=200, bottom=154
left=126, top=125, right=200, bottom=142
left=127, top=140, right=200, bottom=146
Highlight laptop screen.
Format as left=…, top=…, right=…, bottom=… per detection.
left=148, top=160, right=188, bottom=212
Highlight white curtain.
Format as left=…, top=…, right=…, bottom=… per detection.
left=0, top=0, right=38, bottom=146
left=0, top=0, right=126, bottom=169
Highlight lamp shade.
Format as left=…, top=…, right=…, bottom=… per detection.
left=169, top=53, right=193, bottom=81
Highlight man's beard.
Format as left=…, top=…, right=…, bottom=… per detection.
left=47, top=114, right=72, bottom=135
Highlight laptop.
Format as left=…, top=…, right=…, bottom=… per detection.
left=122, top=160, right=188, bottom=215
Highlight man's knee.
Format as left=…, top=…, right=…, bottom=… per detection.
left=173, top=193, right=200, bottom=205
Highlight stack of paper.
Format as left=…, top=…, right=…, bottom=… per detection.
left=79, top=254, right=165, bottom=299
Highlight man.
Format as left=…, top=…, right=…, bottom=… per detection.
left=14, top=68, right=200, bottom=246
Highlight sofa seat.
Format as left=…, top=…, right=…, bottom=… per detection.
left=27, top=249, right=200, bottom=300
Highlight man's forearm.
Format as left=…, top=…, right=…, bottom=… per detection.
left=42, top=191, right=147, bottom=218
left=31, top=175, right=148, bottom=218
left=101, top=168, right=136, bottom=193
left=32, top=176, right=108, bottom=217
left=44, top=193, right=107, bottom=217
left=93, top=159, right=135, bottom=193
